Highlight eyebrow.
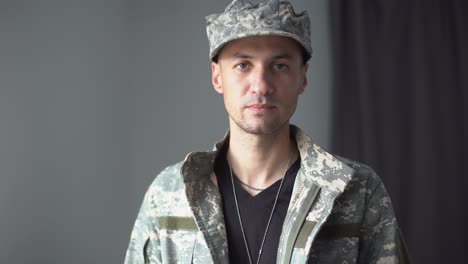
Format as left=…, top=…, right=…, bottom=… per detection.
left=272, top=53, right=293, bottom=60
left=230, top=52, right=293, bottom=60
left=231, top=52, right=254, bottom=60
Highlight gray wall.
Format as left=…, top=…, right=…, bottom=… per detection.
left=0, top=0, right=331, bottom=263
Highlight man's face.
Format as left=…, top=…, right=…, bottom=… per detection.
left=211, top=35, right=308, bottom=135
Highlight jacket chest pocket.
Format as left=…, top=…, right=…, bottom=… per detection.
left=307, top=223, right=361, bottom=264
left=290, top=222, right=361, bottom=263
left=159, top=229, right=197, bottom=263
left=158, top=216, right=198, bottom=264
left=308, top=237, right=359, bottom=263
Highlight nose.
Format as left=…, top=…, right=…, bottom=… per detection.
left=251, top=66, right=273, bottom=96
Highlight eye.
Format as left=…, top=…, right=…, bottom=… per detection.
left=273, top=64, right=288, bottom=71
left=235, top=63, right=250, bottom=71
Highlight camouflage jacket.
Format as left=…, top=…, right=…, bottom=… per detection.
left=124, top=126, right=410, bottom=263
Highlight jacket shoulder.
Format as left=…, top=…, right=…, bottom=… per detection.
left=143, top=161, right=194, bottom=216
left=324, top=156, right=388, bottom=225
left=147, top=161, right=186, bottom=195
left=335, top=156, right=384, bottom=191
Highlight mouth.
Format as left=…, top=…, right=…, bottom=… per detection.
left=246, top=104, right=276, bottom=112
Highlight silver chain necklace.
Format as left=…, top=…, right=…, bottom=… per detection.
left=228, top=151, right=293, bottom=264
left=234, top=175, right=266, bottom=192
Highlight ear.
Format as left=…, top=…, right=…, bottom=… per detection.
left=211, top=62, right=223, bottom=94
left=299, top=63, right=309, bottom=94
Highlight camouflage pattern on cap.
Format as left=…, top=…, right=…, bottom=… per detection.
left=206, top=0, right=312, bottom=59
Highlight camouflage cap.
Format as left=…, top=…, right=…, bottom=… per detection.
left=206, top=0, right=312, bottom=60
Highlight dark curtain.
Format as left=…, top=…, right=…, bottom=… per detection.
left=329, top=0, right=467, bottom=263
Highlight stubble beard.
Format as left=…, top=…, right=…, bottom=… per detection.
left=228, top=95, right=298, bottom=135
left=235, top=119, right=280, bottom=135
left=231, top=111, right=291, bottom=135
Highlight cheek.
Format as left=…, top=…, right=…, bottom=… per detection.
left=223, top=71, right=250, bottom=89
left=223, top=90, right=242, bottom=111
left=222, top=88, right=238, bottom=109
left=277, top=78, right=303, bottom=97
left=222, top=78, right=249, bottom=99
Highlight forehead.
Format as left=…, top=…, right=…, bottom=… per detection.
left=218, top=35, right=303, bottom=60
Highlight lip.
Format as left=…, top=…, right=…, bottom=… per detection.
left=247, top=104, right=275, bottom=108
left=246, top=104, right=275, bottom=112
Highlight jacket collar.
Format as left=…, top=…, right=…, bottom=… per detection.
left=181, top=125, right=354, bottom=263
left=182, top=124, right=354, bottom=196
left=293, top=125, right=354, bottom=195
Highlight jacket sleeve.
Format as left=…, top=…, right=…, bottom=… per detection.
left=124, top=188, right=162, bottom=264
left=358, top=175, right=411, bottom=264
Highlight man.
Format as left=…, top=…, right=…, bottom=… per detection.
left=125, top=0, right=410, bottom=263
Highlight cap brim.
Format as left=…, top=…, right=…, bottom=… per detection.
left=209, top=29, right=312, bottom=59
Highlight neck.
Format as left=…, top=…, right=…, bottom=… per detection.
left=227, top=122, right=298, bottom=191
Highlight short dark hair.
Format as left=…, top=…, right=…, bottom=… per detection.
left=211, top=44, right=311, bottom=65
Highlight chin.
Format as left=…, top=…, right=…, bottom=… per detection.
left=237, top=120, right=287, bottom=135
left=242, top=127, right=275, bottom=135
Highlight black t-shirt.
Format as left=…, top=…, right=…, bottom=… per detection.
left=214, top=144, right=300, bottom=264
